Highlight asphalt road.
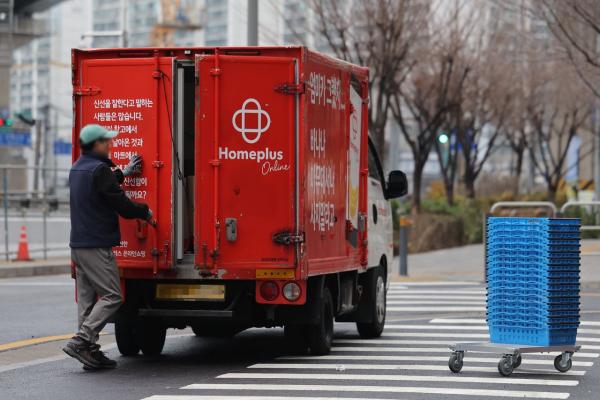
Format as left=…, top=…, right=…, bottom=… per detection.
left=1, top=276, right=599, bottom=400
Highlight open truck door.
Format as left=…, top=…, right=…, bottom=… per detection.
left=73, top=53, right=174, bottom=271
left=195, top=55, right=299, bottom=278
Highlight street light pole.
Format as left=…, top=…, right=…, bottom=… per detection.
left=247, top=0, right=258, bottom=46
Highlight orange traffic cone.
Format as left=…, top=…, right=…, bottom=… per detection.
left=14, top=225, right=32, bottom=261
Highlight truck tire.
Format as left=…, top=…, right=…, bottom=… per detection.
left=115, top=319, right=140, bottom=356
left=356, top=266, right=386, bottom=338
left=138, top=320, right=166, bottom=356
left=307, top=287, right=334, bottom=355
left=192, top=325, right=244, bottom=337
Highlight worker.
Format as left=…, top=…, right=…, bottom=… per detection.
left=63, top=124, right=152, bottom=370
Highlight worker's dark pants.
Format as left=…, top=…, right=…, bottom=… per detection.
left=71, top=248, right=122, bottom=344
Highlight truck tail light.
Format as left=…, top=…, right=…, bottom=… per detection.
left=260, top=281, right=279, bottom=301
left=282, top=282, right=301, bottom=301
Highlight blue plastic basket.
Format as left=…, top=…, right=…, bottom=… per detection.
left=486, top=217, right=581, bottom=346
left=488, top=326, right=578, bottom=346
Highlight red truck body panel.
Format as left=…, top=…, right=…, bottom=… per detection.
left=72, top=47, right=370, bottom=292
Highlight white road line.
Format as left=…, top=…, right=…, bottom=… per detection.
left=334, top=338, right=600, bottom=351
left=277, top=355, right=594, bottom=366
left=143, top=397, right=410, bottom=400
left=385, top=324, right=600, bottom=335
left=388, top=295, right=485, bottom=300
left=387, top=301, right=486, bottom=305
left=379, top=332, right=600, bottom=343
left=390, top=282, right=482, bottom=286
left=385, top=324, right=600, bottom=336
left=431, top=319, right=600, bottom=329
left=386, top=324, right=488, bottom=330
left=329, top=346, right=598, bottom=358
left=248, top=363, right=587, bottom=376
left=180, top=383, right=570, bottom=399
left=388, top=306, right=486, bottom=312
left=218, top=372, right=579, bottom=387
left=0, top=282, right=73, bottom=287
left=387, top=290, right=486, bottom=295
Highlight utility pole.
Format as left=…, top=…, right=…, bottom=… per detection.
left=121, top=0, right=128, bottom=47
left=594, top=106, right=600, bottom=200
left=247, top=0, right=258, bottom=46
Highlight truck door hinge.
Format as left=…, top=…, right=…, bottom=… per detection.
left=274, top=82, right=305, bottom=95
left=74, top=86, right=101, bottom=96
left=273, top=231, right=305, bottom=245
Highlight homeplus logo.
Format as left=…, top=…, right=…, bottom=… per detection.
left=218, top=147, right=284, bottom=163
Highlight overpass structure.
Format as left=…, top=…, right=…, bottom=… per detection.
left=0, top=0, right=63, bottom=109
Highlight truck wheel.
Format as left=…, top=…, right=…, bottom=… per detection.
left=284, top=325, right=309, bottom=354
left=356, top=266, right=386, bottom=338
left=192, top=325, right=243, bottom=337
left=138, top=320, right=166, bottom=356
left=115, top=319, right=140, bottom=356
left=307, top=287, right=334, bottom=355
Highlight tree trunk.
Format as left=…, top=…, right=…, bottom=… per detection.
left=444, top=179, right=455, bottom=205
left=464, top=169, right=476, bottom=199
left=512, top=149, right=524, bottom=197
left=412, top=164, right=424, bottom=214
left=547, top=184, right=557, bottom=203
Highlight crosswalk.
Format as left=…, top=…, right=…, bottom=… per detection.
left=140, top=282, right=597, bottom=400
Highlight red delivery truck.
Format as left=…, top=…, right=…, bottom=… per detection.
left=72, top=46, right=407, bottom=356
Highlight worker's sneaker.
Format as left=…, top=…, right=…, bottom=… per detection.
left=85, top=345, right=117, bottom=369
left=62, top=337, right=100, bottom=369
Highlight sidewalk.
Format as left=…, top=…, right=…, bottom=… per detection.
left=0, top=257, right=70, bottom=278
left=393, top=239, right=600, bottom=286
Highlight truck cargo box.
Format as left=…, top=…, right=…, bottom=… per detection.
left=72, top=47, right=370, bottom=285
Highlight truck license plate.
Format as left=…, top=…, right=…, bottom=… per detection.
left=155, top=284, right=225, bottom=301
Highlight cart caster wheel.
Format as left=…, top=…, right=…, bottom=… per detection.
left=448, top=352, right=463, bottom=373
left=554, top=353, right=572, bottom=373
left=498, top=356, right=514, bottom=377
left=512, top=354, right=522, bottom=369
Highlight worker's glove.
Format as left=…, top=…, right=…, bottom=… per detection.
left=123, top=154, right=142, bottom=177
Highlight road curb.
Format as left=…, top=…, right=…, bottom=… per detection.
left=0, top=263, right=70, bottom=279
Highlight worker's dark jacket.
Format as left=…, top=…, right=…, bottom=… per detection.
left=69, top=151, right=149, bottom=248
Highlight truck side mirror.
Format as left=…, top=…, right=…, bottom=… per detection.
left=385, top=170, right=408, bottom=199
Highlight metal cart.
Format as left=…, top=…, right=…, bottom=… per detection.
left=448, top=342, right=581, bottom=376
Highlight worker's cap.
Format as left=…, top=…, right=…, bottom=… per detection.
left=79, top=124, right=118, bottom=145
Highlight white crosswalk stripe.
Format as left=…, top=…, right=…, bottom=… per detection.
left=180, top=383, right=571, bottom=399
left=139, top=282, right=595, bottom=400
left=248, top=362, right=588, bottom=375
left=218, top=372, right=579, bottom=386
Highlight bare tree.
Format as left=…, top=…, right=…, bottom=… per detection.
left=538, top=0, right=600, bottom=98
left=391, top=1, right=472, bottom=210
left=456, top=46, right=512, bottom=199
left=310, top=0, right=429, bottom=158
left=524, top=64, right=592, bottom=201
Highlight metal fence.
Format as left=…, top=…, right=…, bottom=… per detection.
left=0, top=165, right=70, bottom=261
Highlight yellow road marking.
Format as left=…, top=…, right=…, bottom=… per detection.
left=0, top=332, right=107, bottom=352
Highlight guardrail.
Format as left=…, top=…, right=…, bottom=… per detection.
left=489, top=201, right=557, bottom=217
left=560, top=201, right=600, bottom=231
left=0, top=165, right=70, bottom=262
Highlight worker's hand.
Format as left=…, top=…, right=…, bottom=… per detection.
left=123, top=154, right=142, bottom=176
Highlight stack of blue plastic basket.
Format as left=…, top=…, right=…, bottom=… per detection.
left=486, top=217, right=581, bottom=346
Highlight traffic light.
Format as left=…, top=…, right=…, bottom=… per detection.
left=0, top=117, right=13, bottom=127
left=438, top=132, right=449, bottom=144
